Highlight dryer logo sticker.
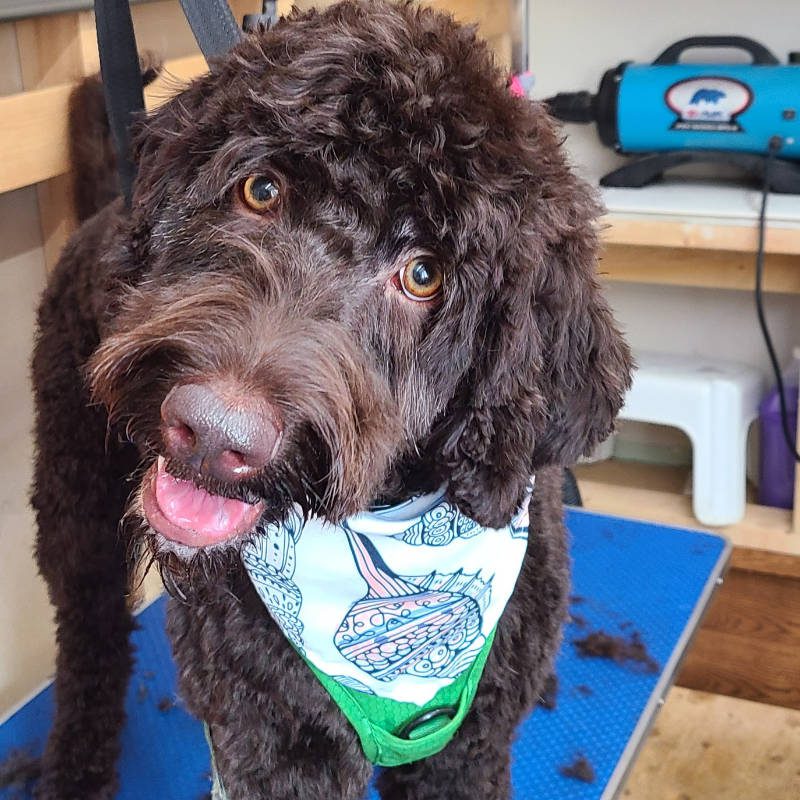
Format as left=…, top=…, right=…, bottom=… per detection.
left=665, top=77, right=752, bottom=132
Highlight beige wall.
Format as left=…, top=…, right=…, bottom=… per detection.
left=0, top=11, right=51, bottom=714
left=0, top=185, right=51, bottom=715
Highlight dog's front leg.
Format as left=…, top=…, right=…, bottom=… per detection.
left=377, top=468, right=570, bottom=800
left=168, top=589, right=373, bottom=800
left=206, top=714, right=372, bottom=800
left=31, top=267, right=138, bottom=800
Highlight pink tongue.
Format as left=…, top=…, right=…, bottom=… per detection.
left=155, top=459, right=258, bottom=537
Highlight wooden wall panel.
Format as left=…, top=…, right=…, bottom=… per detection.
left=4, top=1, right=260, bottom=268
left=678, top=568, right=800, bottom=710
left=15, top=10, right=95, bottom=86
left=426, top=0, right=511, bottom=46
left=295, top=0, right=514, bottom=66
left=0, top=21, right=23, bottom=93
left=14, top=11, right=99, bottom=270
left=604, top=215, right=800, bottom=256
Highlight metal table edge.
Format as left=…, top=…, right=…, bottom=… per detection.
left=600, top=531, right=733, bottom=799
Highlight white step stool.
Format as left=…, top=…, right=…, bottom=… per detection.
left=618, top=352, right=763, bottom=526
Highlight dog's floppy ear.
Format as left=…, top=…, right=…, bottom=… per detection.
left=437, top=111, right=632, bottom=528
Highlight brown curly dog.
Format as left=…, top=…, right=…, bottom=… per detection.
left=28, top=1, right=631, bottom=798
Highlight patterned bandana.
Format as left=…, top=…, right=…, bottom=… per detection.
left=241, top=482, right=532, bottom=707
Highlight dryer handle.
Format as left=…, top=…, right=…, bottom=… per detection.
left=653, top=36, right=780, bottom=66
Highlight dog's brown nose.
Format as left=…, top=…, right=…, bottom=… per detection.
left=161, top=382, right=281, bottom=482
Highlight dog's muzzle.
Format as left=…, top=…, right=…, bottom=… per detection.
left=142, top=457, right=265, bottom=548
left=141, top=378, right=279, bottom=548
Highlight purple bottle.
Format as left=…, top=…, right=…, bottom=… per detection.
left=758, top=366, right=799, bottom=509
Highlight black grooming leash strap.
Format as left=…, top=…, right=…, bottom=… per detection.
left=94, top=0, right=144, bottom=209
left=179, top=0, right=242, bottom=61
left=93, top=0, right=242, bottom=209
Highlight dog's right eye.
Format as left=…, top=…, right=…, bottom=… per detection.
left=398, top=258, right=443, bottom=302
left=240, top=176, right=281, bottom=214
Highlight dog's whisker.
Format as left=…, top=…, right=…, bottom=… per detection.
left=158, top=560, right=189, bottom=603
left=299, top=474, right=327, bottom=513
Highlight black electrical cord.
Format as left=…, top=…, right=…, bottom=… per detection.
left=754, top=136, right=800, bottom=462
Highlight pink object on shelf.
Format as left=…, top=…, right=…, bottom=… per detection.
left=508, top=72, right=535, bottom=98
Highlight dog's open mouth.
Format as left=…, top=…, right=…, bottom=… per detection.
left=142, top=457, right=264, bottom=548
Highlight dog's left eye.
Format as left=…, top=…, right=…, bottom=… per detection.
left=398, top=258, right=443, bottom=302
left=240, top=176, right=281, bottom=213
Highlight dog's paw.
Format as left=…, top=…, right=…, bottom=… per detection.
left=33, top=770, right=117, bottom=800
left=34, top=784, right=116, bottom=800
left=0, top=748, right=41, bottom=795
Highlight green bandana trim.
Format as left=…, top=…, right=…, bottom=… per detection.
left=208, top=628, right=498, bottom=798
left=207, top=630, right=497, bottom=798
left=302, top=626, right=497, bottom=767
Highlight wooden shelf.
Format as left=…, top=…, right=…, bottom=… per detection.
left=573, top=459, right=800, bottom=577
left=600, top=180, right=800, bottom=256
left=603, top=215, right=800, bottom=256
left=599, top=243, right=800, bottom=294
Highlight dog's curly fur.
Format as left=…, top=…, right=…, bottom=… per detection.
left=29, top=2, right=631, bottom=798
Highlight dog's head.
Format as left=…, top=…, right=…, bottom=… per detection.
left=88, top=0, right=631, bottom=564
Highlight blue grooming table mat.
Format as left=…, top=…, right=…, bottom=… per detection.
left=0, top=509, right=729, bottom=800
